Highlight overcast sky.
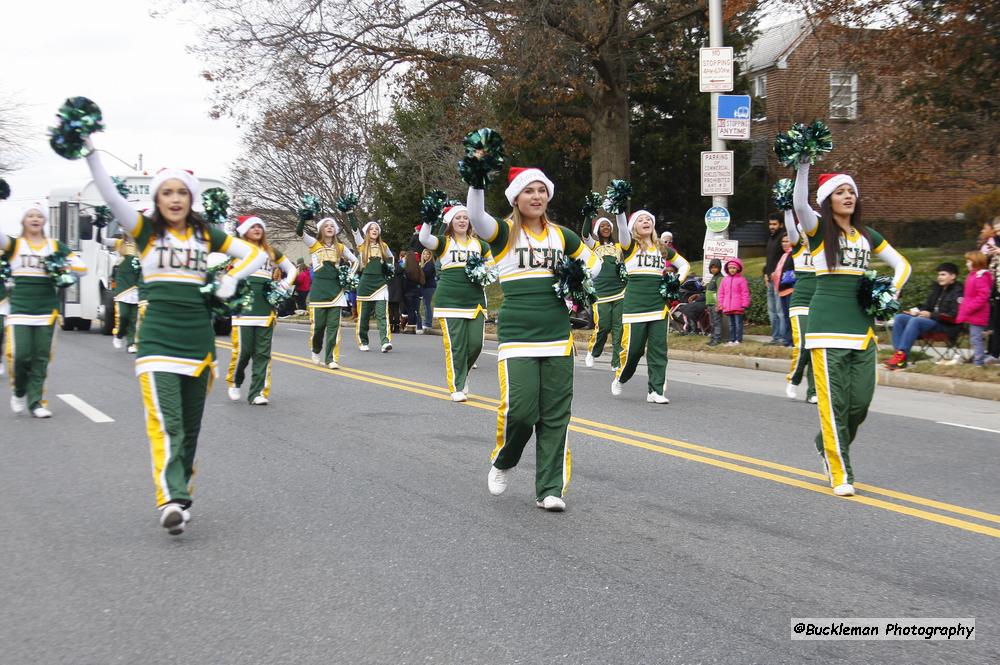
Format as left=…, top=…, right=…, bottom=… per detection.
left=1, top=0, right=243, bottom=234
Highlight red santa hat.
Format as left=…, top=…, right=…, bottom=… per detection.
left=591, top=216, right=612, bottom=236
left=627, top=210, right=655, bottom=232
left=236, top=215, right=265, bottom=236
left=150, top=168, right=202, bottom=211
left=504, top=167, right=555, bottom=206
left=316, top=217, right=339, bottom=235
left=361, top=220, right=381, bottom=237
left=816, top=173, right=859, bottom=206
left=442, top=205, right=468, bottom=226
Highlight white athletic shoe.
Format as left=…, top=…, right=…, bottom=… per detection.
left=228, top=387, right=241, bottom=401
left=487, top=466, right=508, bottom=495
left=359, top=345, right=370, bottom=352
left=251, top=395, right=269, bottom=405
left=611, top=378, right=623, bottom=396
left=10, top=395, right=26, bottom=415
left=451, top=391, right=467, bottom=402
left=0, top=362, right=4, bottom=376
left=381, top=342, right=392, bottom=353
left=472, top=363, right=478, bottom=369
left=646, top=392, right=670, bottom=404
left=31, top=407, right=53, bottom=418
left=535, top=496, right=566, bottom=511
left=415, top=328, right=425, bottom=335
left=159, top=504, right=185, bottom=535
left=113, top=337, right=124, bottom=350
left=833, top=483, right=856, bottom=497
left=807, top=395, right=819, bottom=404
left=182, top=509, right=192, bottom=524
left=785, top=382, right=798, bottom=399
left=327, top=361, right=340, bottom=369
left=127, top=344, right=137, bottom=354
left=585, top=352, right=594, bottom=368
left=311, top=352, right=322, bottom=364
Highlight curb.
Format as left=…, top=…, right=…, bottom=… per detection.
left=278, top=319, right=1000, bottom=401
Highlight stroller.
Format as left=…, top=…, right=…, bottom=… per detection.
left=670, top=276, right=711, bottom=335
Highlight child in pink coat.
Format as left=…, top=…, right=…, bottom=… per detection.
left=957, top=251, right=996, bottom=366
left=717, top=257, right=751, bottom=345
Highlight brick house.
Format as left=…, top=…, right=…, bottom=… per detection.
left=743, top=18, right=998, bottom=235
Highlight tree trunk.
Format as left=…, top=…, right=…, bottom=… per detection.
left=589, top=89, right=630, bottom=194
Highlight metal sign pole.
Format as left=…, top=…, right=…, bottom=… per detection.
left=709, top=0, right=728, bottom=243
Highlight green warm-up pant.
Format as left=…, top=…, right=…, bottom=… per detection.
left=227, top=324, right=274, bottom=402
left=615, top=318, right=668, bottom=397
left=491, top=356, right=573, bottom=501
left=440, top=315, right=485, bottom=393
left=6, top=324, right=55, bottom=410
left=139, top=370, right=212, bottom=508
left=309, top=306, right=342, bottom=363
left=587, top=299, right=623, bottom=369
left=811, top=346, right=877, bottom=487
left=114, top=302, right=138, bottom=345
left=357, top=300, right=390, bottom=348
left=787, top=314, right=816, bottom=399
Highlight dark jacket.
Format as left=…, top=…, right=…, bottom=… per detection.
left=422, top=262, right=437, bottom=289
left=921, top=282, right=961, bottom=327
left=763, top=227, right=786, bottom=276
left=388, top=260, right=406, bottom=302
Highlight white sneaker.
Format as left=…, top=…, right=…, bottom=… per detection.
left=31, top=407, right=53, bottom=418
left=228, top=386, right=241, bottom=401
left=785, top=382, right=798, bottom=399
left=611, top=378, right=623, bottom=396
left=127, top=344, right=137, bottom=354
left=0, top=363, right=4, bottom=376
left=451, top=391, right=467, bottom=402
left=113, top=337, right=124, bottom=349
left=381, top=342, right=392, bottom=353
left=251, top=395, right=269, bottom=405
left=10, top=395, right=26, bottom=414
left=159, top=504, right=185, bottom=535
left=833, top=483, right=855, bottom=497
left=472, top=363, right=479, bottom=369
left=311, top=352, right=322, bottom=364
left=328, top=361, right=340, bottom=369
left=807, top=395, right=819, bottom=404
left=535, top=496, right=566, bottom=511
left=416, top=328, right=425, bottom=335
left=585, top=352, right=594, bottom=367
left=487, top=466, right=508, bottom=495
left=182, top=509, right=192, bottom=523
left=646, top=392, right=670, bottom=404
left=359, top=345, right=369, bottom=352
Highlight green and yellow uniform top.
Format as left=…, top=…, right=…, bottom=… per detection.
left=102, top=236, right=141, bottom=303
left=621, top=240, right=689, bottom=324
left=783, top=210, right=816, bottom=317
left=794, top=163, right=911, bottom=351
left=583, top=237, right=627, bottom=304
left=356, top=241, right=394, bottom=302
left=426, top=232, right=492, bottom=319
left=301, top=230, right=358, bottom=308
left=0, top=277, right=7, bottom=317
left=232, top=246, right=297, bottom=327
left=0, top=234, right=87, bottom=326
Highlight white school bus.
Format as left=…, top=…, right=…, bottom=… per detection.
left=48, top=174, right=226, bottom=333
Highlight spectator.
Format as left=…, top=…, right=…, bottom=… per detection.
left=403, top=249, right=424, bottom=333
left=981, top=216, right=1000, bottom=360
left=704, top=258, right=723, bottom=346
left=957, top=251, right=997, bottom=367
left=293, top=259, right=311, bottom=312
left=420, top=248, right=437, bottom=329
left=884, top=262, right=962, bottom=370
left=771, top=234, right=795, bottom=346
left=388, top=248, right=405, bottom=333
left=717, top=257, right=750, bottom=345
left=762, top=212, right=787, bottom=345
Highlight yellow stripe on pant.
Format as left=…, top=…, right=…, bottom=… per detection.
left=441, top=318, right=458, bottom=393
left=139, top=372, right=173, bottom=506
left=491, top=358, right=510, bottom=463
left=587, top=305, right=601, bottom=354
left=811, top=348, right=848, bottom=487
left=226, top=327, right=241, bottom=387
left=615, top=322, right=632, bottom=380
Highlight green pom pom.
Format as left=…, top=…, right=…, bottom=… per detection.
left=200, top=261, right=253, bottom=317
left=420, top=190, right=449, bottom=227
left=464, top=253, right=498, bottom=287
left=337, top=264, right=359, bottom=291
left=616, top=260, right=629, bottom=284
left=48, top=97, right=104, bottom=160
left=658, top=272, right=681, bottom=302
left=457, top=128, right=506, bottom=188
left=202, top=188, right=230, bottom=226
left=0, top=178, right=10, bottom=201
left=858, top=270, right=901, bottom=319
left=298, top=194, right=322, bottom=222
left=771, top=178, right=794, bottom=211
left=335, top=193, right=359, bottom=213
left=553, top=256, right=597, bottom=313
left=774, top=120, right=833, bottom=168
left=264, top=281, right=293, bottom=309
left=0, top=256, right=11, bottom=282
left=603, top=180, right=632, bottom=214
left=581, top=192, right=602, bottom=224
left=42, top=249, right=79, bottom=289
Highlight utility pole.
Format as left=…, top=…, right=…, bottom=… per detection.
left=708, top=0, right=728, bottom=242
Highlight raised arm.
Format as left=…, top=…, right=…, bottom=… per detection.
left=466, top=187, right=499, bottom=241
left=794, top=162, right=818, bottom=235
left=874, top=240, right=912, bottom=295
left=418, top=222, right=440, bottom=251
left=84, top=148, right=140, bottom=235
left=783, top=210, right=799, bottom=245
left=615, top=212, right=631, bottom=248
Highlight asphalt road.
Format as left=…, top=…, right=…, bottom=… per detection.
left=2, top=321, right=998, bottom=665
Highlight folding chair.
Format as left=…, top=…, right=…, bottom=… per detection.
left=916, top=326, right=966, bottom=361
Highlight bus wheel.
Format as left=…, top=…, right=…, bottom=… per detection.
left=100, top=289, right=115, bottom=336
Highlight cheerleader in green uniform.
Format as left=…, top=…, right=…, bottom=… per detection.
left=418, top=204, right=492, bottom=402
left=794, top=162, right=911, bottom=496
left=226, top=216, right=297, bottom=404
left=85, top=144, right=265, bottom=534
left=468, top=167, right=600, bottom=512
left=583, top=215, right=629, bottom=371
left=2, top=203, right=88, bottom=418
left=782, top=210, right=817, bottom=403
left=611, top=210, right=690, bottom=403
left=101, top=232, right=141, bottom=352
left=295, top=216, right=358, bottom=368
left=353, top=221, right=394, bottom=353
left=0, top=273, right=8, bottom=377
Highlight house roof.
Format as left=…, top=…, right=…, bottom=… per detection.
left=742, top=17, right=810, bottom=74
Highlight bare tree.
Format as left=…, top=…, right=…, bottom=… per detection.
left=0, top=95, right=30, bottom=175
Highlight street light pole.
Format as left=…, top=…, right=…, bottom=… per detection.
left=708, top=0, right=728, bottom=242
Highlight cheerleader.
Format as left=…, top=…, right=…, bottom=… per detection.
left=468, top=167, right=600, bottom=511
left=0, top=273, right=8, bottom=377
left=85, top=143, right=265, bottom=534
left=611, top=211, right=690, bottom=403
left=418, top=204, right=492, bottom=402
left=782, top=210, right=817, bottom=403
left=295, top=216, right=358, bottom=368
left=1, top=203, right=87, bottom=417
left=226, top=216, right=297, bottom=404
left=101, top=231, right=141, bottom=352
left=583, top=216, right=629, bottom=371
left=352, top=221, right=394, bottom=352
left=794, top=161, right=910, bottom=496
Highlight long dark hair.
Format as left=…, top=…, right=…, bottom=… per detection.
left=147, top=206, right=211, bottom=242
left=820, top=197, right=868, bottom=270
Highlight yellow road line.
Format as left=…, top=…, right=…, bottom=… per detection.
left=219, top=342, right=1000, bottom=538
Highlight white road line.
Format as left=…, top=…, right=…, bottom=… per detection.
left=57, top=394, right=114, bottom=423
left=936, top=422, right=1000, bottom=435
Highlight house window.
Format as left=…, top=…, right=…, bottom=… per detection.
left=830, top=72, right=858, bottom=120
left=752, top=74, right=767, bottom=99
